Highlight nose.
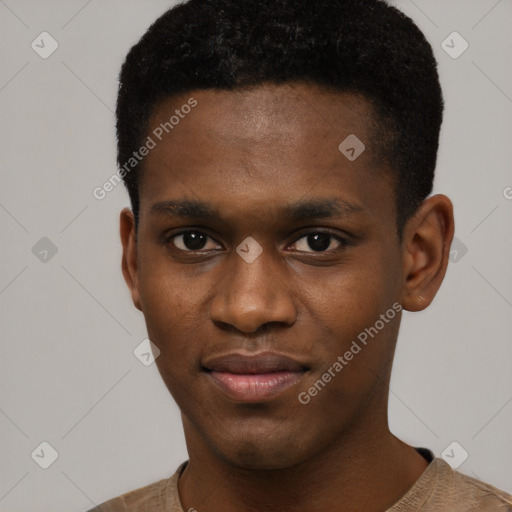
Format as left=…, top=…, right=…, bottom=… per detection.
left=208, top=249, right=297, bottom=334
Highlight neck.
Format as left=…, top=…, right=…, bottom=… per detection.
left=178, top=414, right=429, bottom=512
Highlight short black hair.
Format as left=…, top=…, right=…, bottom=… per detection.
left=116, top=0, right=443, bottom=235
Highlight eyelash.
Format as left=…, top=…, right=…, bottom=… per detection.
left=165, top=230, right=350, bottom=254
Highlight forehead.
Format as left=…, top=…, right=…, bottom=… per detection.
left=139, top=83, right=395, bottom=229
left=149, top=83, right=377, bottom=151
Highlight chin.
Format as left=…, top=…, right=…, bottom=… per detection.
left=212, top=428, right=311, bottom=471
left=226, top=448, right=300, bottom=471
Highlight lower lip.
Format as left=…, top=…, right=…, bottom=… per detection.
left=207, top=371, right=304, bottom=402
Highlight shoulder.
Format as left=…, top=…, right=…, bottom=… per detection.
left=86, top=478, right=170, bottom=512
left=86, top=464, right=185, bottom=512
left=427, top=458, right=512, bottom=511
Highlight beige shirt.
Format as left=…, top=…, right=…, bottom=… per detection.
left=88, top=452, right=512, bottom=511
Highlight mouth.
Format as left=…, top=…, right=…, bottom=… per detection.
left=202, top=351, right=309, bottom=403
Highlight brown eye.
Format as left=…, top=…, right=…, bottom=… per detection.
left=289, top=232, right=347, bottom=253
left=169, top=231, right=221, bottom=252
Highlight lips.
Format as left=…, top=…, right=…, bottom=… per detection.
left=203, top=352, right=307, bottom=374
left=202, top=352, right=309, bottom=402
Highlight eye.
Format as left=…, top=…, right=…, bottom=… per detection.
left=168, top=230, right=221, bottom=252
left=288, top=232, right=348, bottom=253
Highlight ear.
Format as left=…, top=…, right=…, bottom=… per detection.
left=120, top=207, right=142, bottom=311
left=400, top=194, right=454, bottom=312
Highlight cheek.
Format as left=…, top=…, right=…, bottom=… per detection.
left=296, top=246, right=401, bottom=383
left=300, top=280, right=400, bottom=417
left=137, top=260, right=207, bottom=370
left=140, top=279, right=205, bottom=408
left=302, top=251, right=398, bottom=328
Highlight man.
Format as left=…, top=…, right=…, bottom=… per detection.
left=89, top=0, right=512, bottom=510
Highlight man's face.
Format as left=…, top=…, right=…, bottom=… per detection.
left=128, top=84, right=406, bottom=469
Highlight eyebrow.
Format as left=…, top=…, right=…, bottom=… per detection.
left=149, top=198, right=364, bottom=222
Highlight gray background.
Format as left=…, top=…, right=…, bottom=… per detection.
left=0, top=0, right=511, bottom=510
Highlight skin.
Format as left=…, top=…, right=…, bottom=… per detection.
left=120, top=83, right=454, bottom=512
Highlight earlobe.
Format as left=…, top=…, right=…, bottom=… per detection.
left=120, top=207, right=142, bottom=311
left=400, top=194, right=454, bottom=312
